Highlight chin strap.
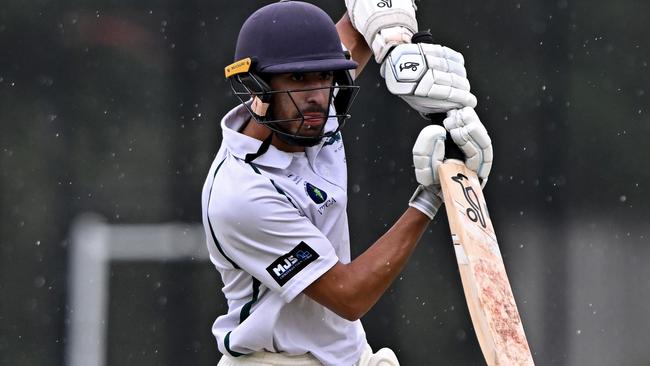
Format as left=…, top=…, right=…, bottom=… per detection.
left=245, top=132, right=274, bottom=163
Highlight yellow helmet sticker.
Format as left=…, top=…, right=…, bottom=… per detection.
left=225, top=58, right=252, bottom=78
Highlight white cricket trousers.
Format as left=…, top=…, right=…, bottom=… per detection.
left=217, top=343, right=400, bottom=365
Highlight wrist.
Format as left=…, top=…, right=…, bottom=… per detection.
left=408, top=185, right=444, bottom=220
left=345, top=0, right=418, bottom=63
left=372, top=26, right=414, bottom=63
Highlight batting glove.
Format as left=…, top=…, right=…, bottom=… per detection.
left=345, top=0, right=418, bottom=63
left=409, top=125, right=447, bottom=219
left=444, top=107, right=493, bottom=187
left=382, top=43, right=477, bottom=116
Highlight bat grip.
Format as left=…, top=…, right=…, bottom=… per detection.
left=429, top=113, right=465, bottom=161
left=411, top=30, right=465, bottom=161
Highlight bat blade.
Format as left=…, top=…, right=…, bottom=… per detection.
left=438, top=160, right=534, bottom=366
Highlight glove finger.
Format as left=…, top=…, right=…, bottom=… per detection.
left=449, top=126, right=474, bottom=154
left=415, top=167, right=434, bottom=186
left=413, top=125, right=446, bottom=185
left=447, top=89, right=478, bottom=109
left=413, top=74, right=473, bottom=105
left=426, top=55, right=467, bottom=77
left=432, top=70, right=471, bottom=91
left=443, top=109, right=464, bottom=130
left=449, top=125, right=493, bottom=179
left=482, top=143, right=494, bottom=164
left=446, top=106, right=481, bottom=130
left=477, top=161, right=492, bottom=181
left=413, top=155, right=430, bottom=170
left=427, top=84, right=453, bottom=100
left=446, top=107, right=493, bottom=185
left=420, top=43, right=465, bottom=65
left=404, top=97, right=465, bottom=115
left=450, top=127, right=483, bottom=173
left=466, top=122, right=492, bottom=149
left=457, top=106, right=480, bottom=123
left=412, top=125, right=446, bottom=155
left=465, top=152, right=492, bottom=181
left=424, top=86, right=473, bottom=107
left=441, top=45, right=465, bottom=65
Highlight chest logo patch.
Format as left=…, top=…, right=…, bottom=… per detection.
left=323, top=132, right=342, bottom=147
left=305, top=182, right=328, bottom=204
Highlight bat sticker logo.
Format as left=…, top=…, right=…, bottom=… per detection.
left=452, top=173, right=487, bottom=228
left=377, top=0, right=392, bottom=8
left=399, top=62, right=419, bottom=72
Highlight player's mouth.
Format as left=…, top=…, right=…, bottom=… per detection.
left=301, top=112, right=326, bottom=129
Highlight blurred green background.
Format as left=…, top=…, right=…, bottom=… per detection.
left=1, top=0, right=649, bottom=365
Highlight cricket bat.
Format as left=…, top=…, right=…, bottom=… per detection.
left=437, top=159, right=534, bottom=365
left=410, top=29, right=534, bottom=365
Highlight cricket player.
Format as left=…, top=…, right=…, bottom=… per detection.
left=201, top=1, right=493, bottom=365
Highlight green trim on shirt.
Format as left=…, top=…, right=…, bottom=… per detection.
left=248, top=162, right=298, bottom=209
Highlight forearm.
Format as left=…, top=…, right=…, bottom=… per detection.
left=346, top=207, right=430, bottom=311
left=305, top=207, right=430, bottom=320
left=336, top=12, right=372, bottom=77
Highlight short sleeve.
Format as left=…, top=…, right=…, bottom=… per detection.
left=209, top=177, right=339, bottom=303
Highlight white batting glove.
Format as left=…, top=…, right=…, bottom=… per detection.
left=408, top=125, right=446, bottom=219
left=382, top=43, right=477, bottom=116
left=444, top=107, right=493, bottom=187
left=412, top=125, right=446, bottom=186
left=345, top=0, right=418, bottom=63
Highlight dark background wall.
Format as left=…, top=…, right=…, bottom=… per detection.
left=1, top=0, right=649, bottom=365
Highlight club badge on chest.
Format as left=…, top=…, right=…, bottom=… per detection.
left=305, top=182, right=336, bottom=215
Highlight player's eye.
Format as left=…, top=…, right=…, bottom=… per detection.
left=320, top=71, right=333, bottom=81
left=290, top=73, right=305, bottom=81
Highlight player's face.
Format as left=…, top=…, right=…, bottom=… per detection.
left=268, top=71, right=334, bottom=137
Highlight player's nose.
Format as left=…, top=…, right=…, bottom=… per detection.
left=303, top=84, right=330, bottom=107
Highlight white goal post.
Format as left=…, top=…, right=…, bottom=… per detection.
left=64, top=213, right=208, bottom=366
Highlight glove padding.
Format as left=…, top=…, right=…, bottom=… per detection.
left=444, top=107, right=493, bottom=187
left=383, top=43, right=477, bottom=116
left=345, top=0, right=418, bottom=63
left=409, top=124, right=446, bottom=219
left=412, top=124, right=446, bottom=186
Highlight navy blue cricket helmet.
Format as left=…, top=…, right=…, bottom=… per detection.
left=225, top=0, right=360, bottom=147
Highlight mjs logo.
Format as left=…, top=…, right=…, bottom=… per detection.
left=305, top=182, right=328, bottom=204
left=266, top=242, right=319, bottom=286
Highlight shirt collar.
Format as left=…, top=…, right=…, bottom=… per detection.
left=221, top=103, right=337, bottom=170
left=221, top=104, right=292, bottom=170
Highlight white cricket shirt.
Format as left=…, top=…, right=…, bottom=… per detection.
left=201, top=103, right=367, bottom=366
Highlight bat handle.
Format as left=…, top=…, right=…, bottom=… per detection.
left=411, top=30, right=465, bottom=162
left=428, top=113, right=465, bottom=161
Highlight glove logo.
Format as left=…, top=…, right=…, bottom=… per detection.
left=305, top=182, right=328, bottom=204
left=377, top=0, right=392, bottom=8
left=452, top=173, right=487, bottom=228
left=399, top=62, right=420, bottom=72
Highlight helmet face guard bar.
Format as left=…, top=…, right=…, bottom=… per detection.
left=229, top=70, right=360, bottom=146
